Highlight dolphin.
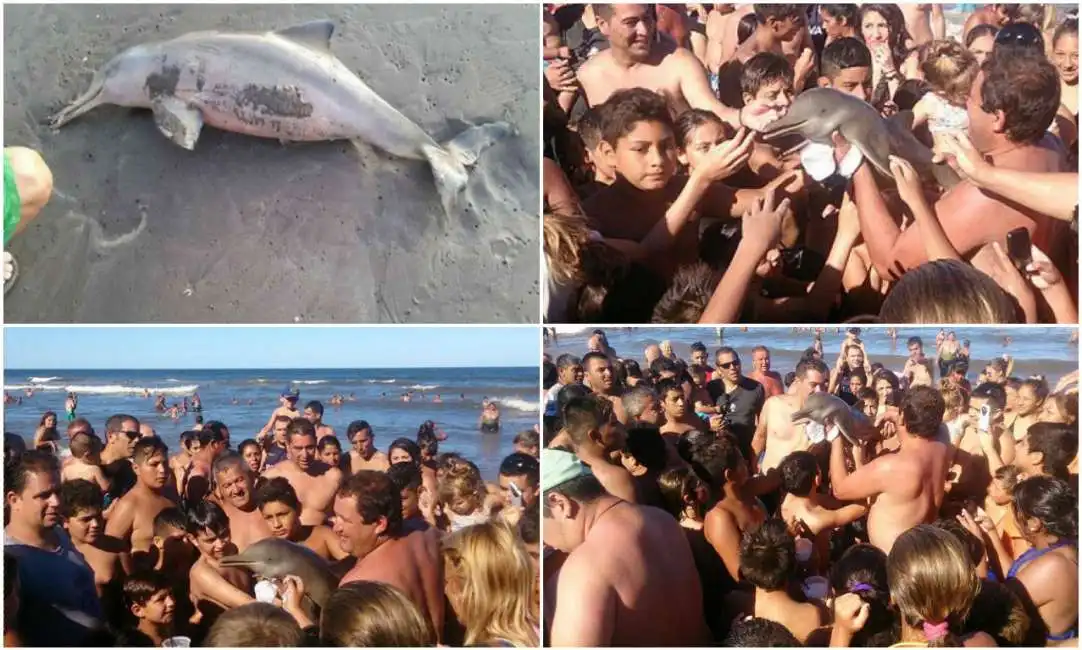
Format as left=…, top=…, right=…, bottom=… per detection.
left=791, top=392, right=876, bottom=444
left=761, top=88, right=961, bottom=190
left=218, top=538, right=337, bottom=617
left=48, top=20, right=513, bottom=211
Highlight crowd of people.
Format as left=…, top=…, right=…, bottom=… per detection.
left=541, top=327, right=1078, bottom=646
left=2, top=391, right=541, bottom=647
left=543, top=3, right=1079, bottom=324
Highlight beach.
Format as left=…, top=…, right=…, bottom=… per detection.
left=545, top=327, right=1080, bottom=385
left=3, top=3, right=539, bottom=323
left=4, top=366, right=538, bottom=478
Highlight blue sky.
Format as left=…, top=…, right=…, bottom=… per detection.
left=5, top=327, right=539, bottom=369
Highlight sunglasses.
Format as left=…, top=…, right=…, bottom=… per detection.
left=122, top=430, right=141, bottom=440
left=718, top=361, right=741, bottom=369
left=995, top=24, right=1043, bottom=48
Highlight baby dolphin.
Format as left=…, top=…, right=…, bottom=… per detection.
left=218, top=538, right=337, bottom=615
left=761, top=87, right=961, bottom=190
left=49, top=20, right=512, bottom=211
left=791, top=392, right=875, bottom=444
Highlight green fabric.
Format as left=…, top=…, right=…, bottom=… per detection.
left=4, top=151, right=21, bottom=246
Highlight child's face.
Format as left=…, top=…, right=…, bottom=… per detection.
left=861, top=398, right=877, bottom=418
left=586, top=142, right=617, bottom=184
left=989, top=479, right=1012, bottom=506
left=190, top=527, right=231, bottom=560
left=320, top=445, right=341, bottom=468
left=136, top=589, right=176, bottom=625
left=609, top=120, right=677, bottom=190
left=66, top=507, right=103, bottom=544
left=820, top=66, right=872, bottom=102
left=678, top=120, right=727, bottom=173
left=742, top=80, right=793, bottom=120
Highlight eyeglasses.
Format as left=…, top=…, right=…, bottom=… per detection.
left=122, top=430, right=141, bottom=440
left=718, top=361, right=741, bottom=369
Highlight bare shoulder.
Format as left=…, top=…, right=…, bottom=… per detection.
left=666, top=44, right=704, bottom=71
left=578, top=49, right=611, bottom=78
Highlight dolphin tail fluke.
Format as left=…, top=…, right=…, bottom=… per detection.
left=423, top=121, right=515, bottom=213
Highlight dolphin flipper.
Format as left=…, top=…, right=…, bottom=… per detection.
left=423, top=122, right=514, bottom=212
left=152, top=97, right=204, bottom=150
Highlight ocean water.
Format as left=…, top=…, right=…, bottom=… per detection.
left=4, top=367, right=538, bottom=479
left=545, top=327, right=1079, bottom=384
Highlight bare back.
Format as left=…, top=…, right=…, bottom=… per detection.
left=867, top=441, right=949, bottom=552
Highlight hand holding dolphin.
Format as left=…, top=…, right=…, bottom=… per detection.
left=791, top=392, right=875, bottom=444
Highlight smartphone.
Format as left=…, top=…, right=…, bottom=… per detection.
left=978, top=404, right=992, bottom=432
left=1006, top=227, right=1033, bottom=273
left=509, top=482, right=523, bottom=508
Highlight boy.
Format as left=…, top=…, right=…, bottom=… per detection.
left=61, top=432, right=109, bottom=493
left=717, top=4, right=813, bottom=108
left=185, top=501, right=254, bottom=635
left=583, top=88, right=790, bottom=279
left=105, top=437, right=176, bottom=559
left=386, top=462, right=428, bottom=529
left=60, top=479, right=125, bottom=608
left=578, top=106, right=616, bottom=191
left=253, top=477, right=347, bottom=561
left=816, top=37, right=872, bottom=101
left=658, top=378, right=705, bottom=437
left=123, top=572, right=177, bottom=646
left=778, top=451, right=867, bottom=574
left=856, top=387, right=878, bottom=420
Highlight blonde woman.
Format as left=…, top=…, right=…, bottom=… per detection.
left=320, top=581, right=436, bottom=647
left=442, top=521, right=539, bottom=647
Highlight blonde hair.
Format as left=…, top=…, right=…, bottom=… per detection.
left=320, top=581, right=435, bottom=647
left=938, top=381, right=967, bottom=419
left=879, top=260, right=1020, bottom=323
left=920, top=40, right=979, bottom=106
left=437, top=456, right=486, bottom=517
left=204, top=602, right=303, bottom=647
left=442, top=521, right=539, bottom=647
left=888, top=525, right=980, bottom=647
left=544, top=211, right=593, bottom=286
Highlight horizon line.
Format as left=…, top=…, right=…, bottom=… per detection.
left=5, top=365, right=536, bottom=371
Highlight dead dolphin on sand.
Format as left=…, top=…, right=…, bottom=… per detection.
left=218, top=538, right=337, bottom=618
left=761, top=88, right=961, bottom=190
left=791, top=392, right=876, bottom=444
left=48, top=20, right=513, bottom=212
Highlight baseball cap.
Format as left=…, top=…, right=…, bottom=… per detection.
left=541, top=449, right=594, bottom=492
left=282, top=385, right=300, bottom=400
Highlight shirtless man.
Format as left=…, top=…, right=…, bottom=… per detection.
left=542, top=449, right=709, bottom=646
left=61, top=432, right=109, bottom=493
left=845, top=50, right=1071, bottom=289
left=346, top=420, right=390, bottom=472
left=212, top=453, right=272, bottom=551
left=261, top=415, right=290, bottom=468
left=658, top=378, right=705, bottom=439
left=747, top=345, right=784, bottom=398
left=333, top=471, right=444, bottom=639
left=303, top=400, right=335, bottom=438
left=255, top=477, right=349, bottom=561
left=168, top=431, right=198, bottom=492
left=902, top=336, right=935, bottom=388
left=901, top=4, right=945, bottom=47
left=105, top=437, right=175, bottom=564
left=561, top=395, right=636, bottom=503
left=60, top=479, right=124, bottom=603
left=829, top=386, right=952, bottom=553
left=263, top=419, right=343, bottom=526
left=182, top=423, right=230, bottom=506
left=258, top=387, right=301, bottom=437
left=576, top=4, right=746, bottom=128
left=716, top=4, right=814, bottom=108
left=100, top=413, right=141, bottom=505
left=752, top=358, right=829, bottom=474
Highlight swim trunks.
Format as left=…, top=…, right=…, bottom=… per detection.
left=4, top=150, right=21, bottom=246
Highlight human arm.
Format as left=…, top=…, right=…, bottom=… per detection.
left=891, top=155, right=961, bottom=263
left=824, top=502, right=870, bottom=530
left=676, top=48, right=742, bottom=128
left=191, top=562, right=256, bottom=610
left=703, top=508, right=743, bottom=582
left=750, top=408, right=769, bottom=475
left=279, top=575, right=315, bottom=629
left=830, top=593, right=870, bottom=648
left=934, top=131, right=1080, bottom=222
left=698, top=190, right=788, bottom=323
left=549, top=552, right=617, bottom=646
left=830, top=436, right=890, bottom=502
left=1024, top=246, right=1078, bottom=325
left=931, top=4, right=945, bottom=40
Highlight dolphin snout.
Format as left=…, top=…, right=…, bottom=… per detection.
left=761, top=116, right=806, bottom=141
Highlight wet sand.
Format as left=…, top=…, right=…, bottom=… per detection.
left=3, top=4, right=540, bottom=323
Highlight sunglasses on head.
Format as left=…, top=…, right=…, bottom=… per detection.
left=995, top=23, right=1043, bottom=48
left=718, top=361, right=741, bottom=369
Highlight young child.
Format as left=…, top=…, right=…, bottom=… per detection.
left=857, top=387, right=878, bottom=420
left=911, top=40, right=979, bottom=157
left=123, top=571, right=177, bottom=647
left=983, top=464, right=1029, bottom=559
left=61, top=432, right=109, bottom=493
left=317, top=435, right=343, bottom=471
left=817, top=37, right=873, bottom=101
left=436, top=456, right=490, bottom=532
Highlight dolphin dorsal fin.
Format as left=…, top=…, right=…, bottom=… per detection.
left=273, top=20, right=334, bottom=52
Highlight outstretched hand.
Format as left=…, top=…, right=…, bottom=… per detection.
left=741, top=188, right=789, bottom=253
left=889, top=155, right=926, bottom=209
left=932, top=131, right=991, bottom=185
left=696, top=127, right=755, bottom=182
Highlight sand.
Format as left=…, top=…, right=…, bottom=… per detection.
left=3, top=4, right=540, bottom=323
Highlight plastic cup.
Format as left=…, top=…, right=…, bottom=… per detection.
left=803, top=576, right=830, bottom=600
left=162, top=637, right=191, bottom=648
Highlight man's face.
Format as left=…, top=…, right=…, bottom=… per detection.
left=65, top=506, right=103, bottom=544
left=846, top=347, right=864, bottom=369
left=768, top=14, right=801, bottom=40
left=662, top=389, right=686, bottom=419
left=966, top=71, right=998, bottom=151
left=289, top=433, right=318, bottom=470
left=861, top=398, right=878, bottom=419
left=802, top=370, right=828, bottom=395
left=6, top=470, right=60, bottom=529
left=303, top=407, right=321, bottom=424
left=217, top=466, right=253, bottom=509
left=273, top=420, right=289, bottom=445
left=716, top=352, right=742, bottom=382
left=609, top=120, right=678, bottom=191
left=352, top=428, right=375, bottom=456
left=586, top=357, right=615, bottom=391
left=260, top=500, right=300, bottom=539
left=691, top=349, right=708, bottom=368
left=542, top=494, right=585, bottom=553
left=1053, top=33, right=1079, bottom=84
left=136, top=452, right=169, bottom=490
left=968, top=395, right=997, bottom=428
left=752, top=349, right=770, bottom=373
left=137, top=589, right=176, bottom=626
left=558, top=363, right=584, bottom=386
left=644, top=345, right=660, bottom=365
left=498, top=474, right=538, bottom=509
left=285, top=396, right=299, bottom=410
left=637, top=395, right=663, bottom=425
left=968, top=34, right=995, bottom=65
left=908, top=343, right=923, bottom=360
left=332, top=494, right=384, bottom=558
left=190, top=528, right=231, bottom=560
left=600, top=4, right=656, bottom=60
left=119, top=420, right=140, bottom=456
left=987, top=364, right=1005, bottom=383
left=1015, top=385, right=1042, bottom=417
